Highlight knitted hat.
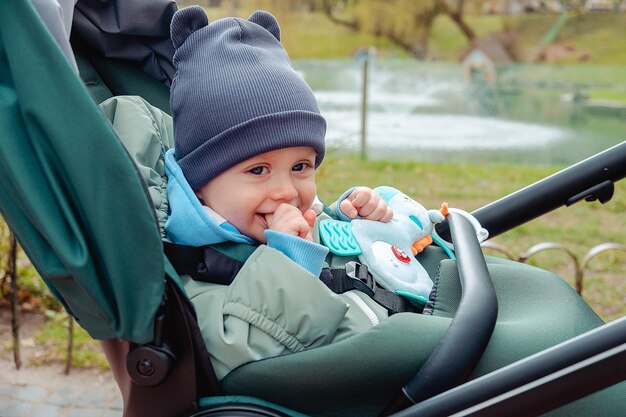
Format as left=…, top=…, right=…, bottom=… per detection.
left=170, top=6, right=326, bottom=190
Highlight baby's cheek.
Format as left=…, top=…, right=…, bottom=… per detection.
left=228, top=213, right=252, bottom=233
left=301, top=179, right=317, bottom=208
left=301, top=193, right=316, bottom=212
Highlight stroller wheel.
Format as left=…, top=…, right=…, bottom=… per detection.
left=187, top=402, right=292, bottom=417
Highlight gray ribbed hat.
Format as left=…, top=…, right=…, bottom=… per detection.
left=170, top=6, right=326, bottom=190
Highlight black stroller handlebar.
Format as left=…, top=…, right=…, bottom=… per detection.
left=436, top=140, right=626, bottom=241
left=382, top=212, right=498, bottom=416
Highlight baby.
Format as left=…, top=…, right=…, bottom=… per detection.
left=165, top=6, right=397, bottom=379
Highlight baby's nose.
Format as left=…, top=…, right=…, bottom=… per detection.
left=270, top=177, right=299, bottom=202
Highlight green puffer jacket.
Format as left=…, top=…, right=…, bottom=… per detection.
left=100, top=95, right=389, bottom=380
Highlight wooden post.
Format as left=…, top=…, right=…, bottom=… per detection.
left=360, top=50, right=369, bottom=160
left=8, top=231, right=21, bottom=369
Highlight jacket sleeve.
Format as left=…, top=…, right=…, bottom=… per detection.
left=183, top=245, right=350, bottom=380
left=329, top=186, right=360, bottom=221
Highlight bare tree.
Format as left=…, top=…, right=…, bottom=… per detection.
left=437, top=0, right=476, bottom=41
left=314, top=0, right=477, bottom=58
left=318, top=0, right=360, bottom=29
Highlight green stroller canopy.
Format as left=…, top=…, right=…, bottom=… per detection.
left=0, top=0, right=165, bottom=344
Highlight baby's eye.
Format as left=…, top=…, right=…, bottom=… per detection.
left=292, top=162, right=310, bottom=172
left=249, top=166, right=267, bottom=175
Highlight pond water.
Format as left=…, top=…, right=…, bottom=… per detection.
left=293, top=59, right=626, bottom=166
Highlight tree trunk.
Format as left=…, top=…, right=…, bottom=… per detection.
left=321, top=0, right=359, bottom=30
left=65, top=316, right=74, bottom=375
left=386, top=32, right=423, bottom=58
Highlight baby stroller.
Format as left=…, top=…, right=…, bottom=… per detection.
left=0, top=1, right=625, bottom=416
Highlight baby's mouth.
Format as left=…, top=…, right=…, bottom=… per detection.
left=258, top=213, right=271, bottom=229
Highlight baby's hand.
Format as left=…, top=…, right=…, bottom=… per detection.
left=340, top=187, right=393, bottom=222
left=266, top=204, right=316, bottom=241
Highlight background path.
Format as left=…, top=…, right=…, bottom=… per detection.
left=0, top=361, right=122, bottom=417
left=0, top=311, right=122, bottom=417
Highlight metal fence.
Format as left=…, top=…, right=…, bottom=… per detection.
left=481, top=241, right=626, bottom=295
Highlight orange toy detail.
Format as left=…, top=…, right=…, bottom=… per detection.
left=411, top=235, right=433, bottom=255
left=440, top=202, right=449, bottom=217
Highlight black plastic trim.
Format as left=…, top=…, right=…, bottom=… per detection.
left=381, top=213, right=498, bottom=415
left=391, top=316, right=626, bottom=417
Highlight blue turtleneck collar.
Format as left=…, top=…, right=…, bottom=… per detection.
left=164, top=149, right=255, bottom=247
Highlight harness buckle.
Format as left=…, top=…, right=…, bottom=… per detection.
left=345, top=261, right=376, bottom=297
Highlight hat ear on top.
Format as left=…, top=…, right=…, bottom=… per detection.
left=171, top=5, right=210, bottom=49
left=248, top=10, right=280, bottom=41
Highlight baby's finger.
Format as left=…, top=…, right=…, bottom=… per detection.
left=267, top=204, right=300, bottom=229
left=355, top=192, right=381, bottom=217
left=269, top=204, right=312, bottom=240
left=348, top=187, right=373, bottom=209
left=295, top=217, right=313, bottom=241
left=340, top=198, right=359, bottom=219
left=303, top=209, right=317, bottom=228
left=362, top=198, right=390, bottom=221
left=380, top=206, right=394, bottom=223
left=272, top=203, right=299, bottom=218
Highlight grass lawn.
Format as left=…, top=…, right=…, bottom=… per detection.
left=588, top=89, right=626, bottom=103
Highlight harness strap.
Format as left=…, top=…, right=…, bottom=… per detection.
left=164, top=242, right=243, bottom=285
left=164, top=242, right=417, bottom=314
left=320, top=263, right=418, bottom=315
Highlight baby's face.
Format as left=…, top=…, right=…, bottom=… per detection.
left=196, top=146, right=317, bottom=243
